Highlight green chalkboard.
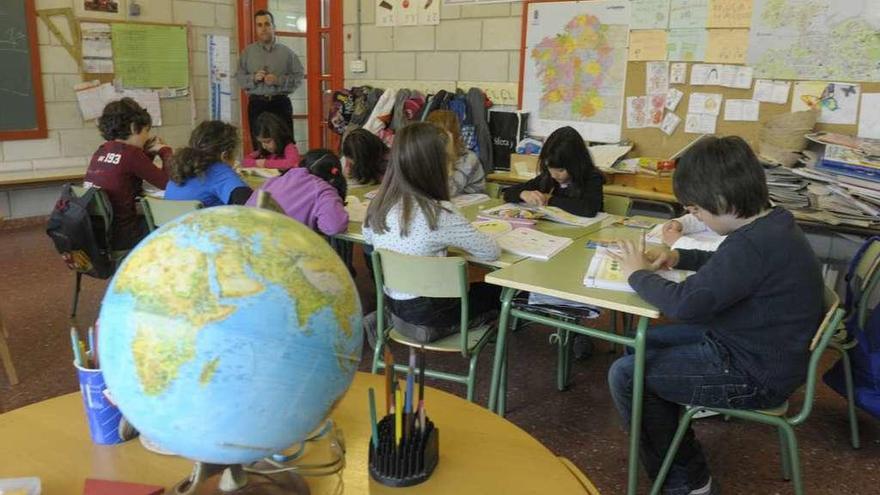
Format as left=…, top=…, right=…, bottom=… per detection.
left=0, top=0, right=47, bottom=140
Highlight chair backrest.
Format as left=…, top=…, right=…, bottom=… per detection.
left=847, top=238, right=880, bottom=329
left=142, top=197, right=202, bottom=231
left=792, top=285, right=845, bottom=425
left=373, top=249, right=468, bottom=298
left=485, top=182, right=502, bottom=199
left=603, top=194, right=632, bottom=216
left=71, top=185, right=113, bottom=248
left=255, top=189, right=285, bottom=214
left=371, top=249, right=471, bottom=350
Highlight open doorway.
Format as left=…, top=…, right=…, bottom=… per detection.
left=237, top=0, right=343, bottom=152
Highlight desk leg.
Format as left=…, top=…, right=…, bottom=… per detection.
left=627, top=316, right=649, bottom=495
left=488, top=287, right=515, bottom=415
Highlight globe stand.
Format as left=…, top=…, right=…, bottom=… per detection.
left=173, top=462, right=309, bottom=495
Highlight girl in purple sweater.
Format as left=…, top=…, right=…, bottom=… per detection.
left=246, top=149, right=349, bottom=235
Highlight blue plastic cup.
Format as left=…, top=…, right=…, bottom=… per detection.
left=74, top=362, right=126, bottom=445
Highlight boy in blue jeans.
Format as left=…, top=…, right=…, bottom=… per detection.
left=608, top=136, right=823, bottom=495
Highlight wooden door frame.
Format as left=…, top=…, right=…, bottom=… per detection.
left=236, top=0, right=343, bottom=151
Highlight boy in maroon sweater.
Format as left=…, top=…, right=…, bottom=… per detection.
left=84, top=98, right=172, bottom=249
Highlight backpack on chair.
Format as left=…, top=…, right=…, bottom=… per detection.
left=46, top=184, right=115, bottom=280
left=824, top=236, right=880, bottom=420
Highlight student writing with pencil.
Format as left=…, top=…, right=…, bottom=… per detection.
left=502, top=126, right=604, bottom=217
left=605, top=136, right=823, bottom=495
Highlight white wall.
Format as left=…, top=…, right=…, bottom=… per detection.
left=342, top=1, right=523, bottom=90
left=0, top=0, right=239, bottom=219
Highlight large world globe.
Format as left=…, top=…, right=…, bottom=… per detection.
left=98, top=206, right=363, bottom=465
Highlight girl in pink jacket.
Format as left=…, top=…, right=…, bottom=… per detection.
left=242, top=112, right=302, bottom=171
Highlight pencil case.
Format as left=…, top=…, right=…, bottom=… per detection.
left=368, top=414, right=439, bottom=487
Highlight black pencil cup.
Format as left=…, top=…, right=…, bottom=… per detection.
left=368, top=414, right=439, bottom=487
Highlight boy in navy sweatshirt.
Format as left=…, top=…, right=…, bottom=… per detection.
left=607, top=136, right=823, bottom=495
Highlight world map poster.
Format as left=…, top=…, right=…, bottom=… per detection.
left=521, top=1, right=630, bottom=143
left=747, top=0, right=880, bottom=82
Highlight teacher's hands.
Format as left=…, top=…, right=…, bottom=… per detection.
left=264, top=73, right=278, bottom=86
left=254, top=69, right=267, bottom=83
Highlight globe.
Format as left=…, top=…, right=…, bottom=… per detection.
left=97, top=206, right=363, bottom=465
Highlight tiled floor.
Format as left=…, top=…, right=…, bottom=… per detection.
left=1, top=222, right=878, bottom=494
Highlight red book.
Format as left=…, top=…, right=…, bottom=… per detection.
left=83, top=479, right=165, bottom=495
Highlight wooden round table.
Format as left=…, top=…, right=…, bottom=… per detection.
left=0, top=372, right=596, bottom=494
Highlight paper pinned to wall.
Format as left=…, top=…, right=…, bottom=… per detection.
left=112, top=23, right=188, bottom=88
left=666, top=87, right=684, bottom=111
left=396, top=0, right=418, bottom=26
left=858, top=93, right=880, bottom=140
left=629, top=30, right=668, bottom=61
left=74, top=80, right=162, bottom=125
left=723, top=99, right=760, bottom=121
left=707, top=0, right=753, bottom=28
left=81, top=22, right=113, bottom=73
left=667, top=29, right=707, bottom=61
left=719, top=65, right=752, bottom=88
left=120, top=89, right=162, bottom=126
left=669, top=0, right=709, bottom=29
left=418, top=0, right=440, bottom=25
left=648, top=94, right=667, bottom=127
left=705, top=28, right=749, bottom=64
left=627, top=96, right=648, bottom=129
left=75, top=81, right=116, bottom=121
left=661, top=111, right=682, bottom=135
left=208, top=34, right=232, bottom=122
left=631, top=0, right=672, bottom=29
left=753, top=79, right=791, bottom=104
left=646, top=61, right=670, bottom=94
left=685, top=113, right=717, bottom=133
left=792, top=81, right=861, bottom=125
left=376, top=0, right=395, bottom=27
left=670, top=62, right=688, bottom=83
left=688, top=92, right=723, bottom=115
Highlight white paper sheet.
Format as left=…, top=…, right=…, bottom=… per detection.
left=687, top=93, right=723, bottom=116
left=753, top=79, right=791, bottom=104
left=661, top=111, right=682, bottom=135
left=665, top=87, right=684, bottom=111
left=646, top=61, right=670, bottom=94
left=685, top=113, right=717, bottom=134
left=723, top=99, right=760, bottom=121
left=627, top=96, right=648, bottom=128
left=858, top=93, right=880, bottom=140
left=670, top=62, right=688, bottom=83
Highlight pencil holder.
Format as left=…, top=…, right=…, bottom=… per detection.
left=368, top=414, right=439, bottom=487
left=74, top=362, right=127, bottom=445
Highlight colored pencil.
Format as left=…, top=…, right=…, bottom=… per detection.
left=368, top=388, right=379, bottom=448
left=70, top=327, right=83, bottom=368
left=406, top=347, right=415, bottom=414
left=384, top=348, right=394, bottom=414
left=394, top=388, right=402, bottom=447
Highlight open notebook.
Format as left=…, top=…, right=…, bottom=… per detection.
left=480, top=203, right=609, bottom=228
left=583, top=247, right=693, bottom=292
left=473, top=220, right=572, bottom=261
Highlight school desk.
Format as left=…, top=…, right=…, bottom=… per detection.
left=486, top=171, right=678, bottom=204
left=334, top=192, right=618, bottom=269
left=0, top=372, right=596, bottom=494
left=484, top=221, right=662, bottom=495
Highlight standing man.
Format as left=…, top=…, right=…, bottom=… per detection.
left=235, top=9, right=305, bottom=148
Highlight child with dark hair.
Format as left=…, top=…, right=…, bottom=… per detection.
left=363, top=122, right=500, bottom=343
left=502, top=126, right=604, bottom=217
left=246, top=149, right=348, bottom=236
left=425, top=110, right=485, bottom=196
left=606, top=136, right=823, bottom=495
left=341, top=128, right=388, bottom=186
left=241, top=112, right=301, bottom=171
left=85, top=97, right=172, bottom=249
left=165, top=121, right=252, bottom=206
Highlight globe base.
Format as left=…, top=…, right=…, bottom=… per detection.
left=173, top=462, right=310, bottom=495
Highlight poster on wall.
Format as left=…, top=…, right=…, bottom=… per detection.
left=76, top=0, right=126, bottom=19
left=208, top=35, right=232, bottom=123
left=444, top=1, right=519, bottom=4
left=521, top=0, right=630, bottom=143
